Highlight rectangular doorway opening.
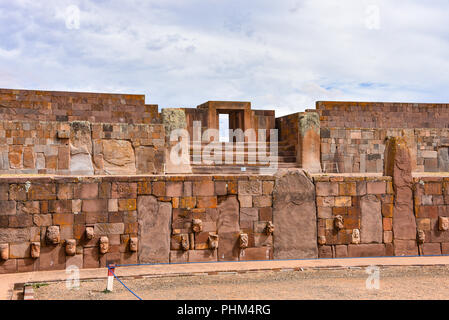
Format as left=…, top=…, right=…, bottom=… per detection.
left=219, top=113, right=229, bottom=142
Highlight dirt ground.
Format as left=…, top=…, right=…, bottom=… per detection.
left=33, top=265, right=449, bottom=300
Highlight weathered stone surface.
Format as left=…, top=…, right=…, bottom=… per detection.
left=102, top=140, right=136, bottom=175
left=360, top=194, right=382, bottom=243
left=299, top=112, right=321, bottom=173
left=65, top=239, right=76, bottom=256
left=439, top=216, right=449, bottom=231
left=130, top=237, right=138, bottom=252
left=30, top=242, right=40, bottom=258
left=393, top=239, right=418, bottom=256
left=217, top=196, right=239, bottom=233
left=334, top=215, right=344, bottom=230
left=273, top=169, right=318, bottom=259
left=239, top=233, right=248, bottom=249
left=208, top=234, right=219, bottom=250
left=70, top=121, right=94, bottom=175
left=385, top=137, right=418, bottom=255
left=0, top=200, right=16, bottom=215
left=352, top=229, right=361, bottom=244
left=99, top=236, right=109, bottom=254
left=85, top=226, right=94, bottom=240
left=93, top=223, right=125, bottom=236
left=39, top=245, right=65, bottom=271
left=9, top=242, right=30, bottom=259
left=238, top=181, right=262, bottom=195
left=0, top=228, right=30, bottom=242
left=180, top=234, right=189, bottom=251
left=265, top=221, right=274, bottom=235
left=137, top=196, right=171, bottom=263
left=347, top=244, right=385, bottom=257
left=0, top=244, right=9, bottom=260
left=136, top=147, right=158, bottom=174
left=46, top=226, right=60, bottom=245
left=192, top=219, right=203, bottom=233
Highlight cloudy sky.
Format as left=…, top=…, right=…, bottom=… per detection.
left=0, top=0, right=448, bottom=116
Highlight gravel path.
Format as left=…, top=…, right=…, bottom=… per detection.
left=34, top=265, right=449, bottom=300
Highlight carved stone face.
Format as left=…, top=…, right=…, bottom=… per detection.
left=46, top=226, right=60, bottom=245
left=239, top=233, right=248, bottom=249
left=0, top=244, right=9, bottom=261
left=31, top=242, right=41, bottom=259
left=334, top=215, right=344, bottom=230
left=65, top=239, right=76, bottom=256
left=192, top=219, right=203, bottom=233
left=99, top=236, right=109, bottom=254
left=439, top=217, right=449, bottom=231
left=352, top=229, right=361, bottom=244
left=130, top=237, right=138, bottom=252
left=181, top=234, right=190, bottom=251
left=85, top=227, right=94, bottom=240
left=318, top=235, right=326, bottom=245
left=265, top=221, right=274, bottom=235
left=417, top=230, right=425, bottom=243
left=208, top=234, right=219, bottom=250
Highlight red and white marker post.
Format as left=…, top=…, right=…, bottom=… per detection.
left=107, top=264, right=115, bottom=292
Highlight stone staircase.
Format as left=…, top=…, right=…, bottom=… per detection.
left=188, top=140, right=299, bottom=174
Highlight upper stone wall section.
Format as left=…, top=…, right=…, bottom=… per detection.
left=0, top=88, right=159, bottom=124
left=317, top=101, right=449, bottom=129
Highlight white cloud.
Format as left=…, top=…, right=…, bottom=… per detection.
left=0, top=0, right=448, bottom=116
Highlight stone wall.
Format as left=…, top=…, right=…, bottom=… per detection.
left=0, top=120, right=165, bottom=175
left=0, top=89, right=159, bottom=124
left=315, top=176, right=394, bottom=258
left=4, top=170, right=449, bottom=274
left=317, top=101, right=449, bottom=129
left=0, top=174, right=278, bottom=274
left=320, top=127, right=449, bottom=173
left=414, top=176, right=449, bottom=255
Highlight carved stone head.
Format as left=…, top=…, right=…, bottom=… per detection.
left=192, top=219, right=203, bottom=233
left=46, top=226, right=60, bottom=245
left=352, top=229, right=361, bottom=244
left=181, top=234, right=190, bottom=251
left=318, top=235, right=326, bottom=245
left=265, top=221, right=274, bottom=235
left=31, top=242, right=41, bottom=259
left=130, top=237, right=138, bottom=252
left=85, top=226, right=94, bottom=240
left=417, top=230, right=426, bottom=243
left=99, top=236, right=109, bottom=254
left=0, top=244, right=9, bottom=261
left=439, top=216, right=449, bottom=231
left=239, top=233, right=248, bottom=249
left=334, top=215, right=344, bottom=230
left=208, top=234, right=219, bottom=250
left=65, top=239, right=76, bottom=256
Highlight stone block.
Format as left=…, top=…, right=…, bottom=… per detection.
left=253, top=195, right=272, bottom=208
left=347, top=244, right=385, bottom=257
left=188, top=250, right=217, bottom=262
left=193, top=181, right=214, bottom=196
left=82, top=199, right=108, bottom=212
left=422, top=243, right=441, bottom=256
left=238, top=181, right=262, bottom=195
left=166, top=182, right=184, bottom=197
left=367, top=182, right=386, bottom=194
left=238, top=195, right=252, bottom=208
left=239, top=247, right=272, bottom=261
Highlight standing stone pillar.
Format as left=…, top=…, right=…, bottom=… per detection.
left=384, top=137, right=418, bottom=256
left=298, top=112, right=321, bottom=173
left=273, top=169, right=318, bottom=259
left=162, top=108, right=192, bottom=174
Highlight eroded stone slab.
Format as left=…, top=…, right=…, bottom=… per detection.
left=360, top=194, right=382, bottom=244
left=137, top=196, right=171, bottom=263
left=273, top=169, right=318, bottom=259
